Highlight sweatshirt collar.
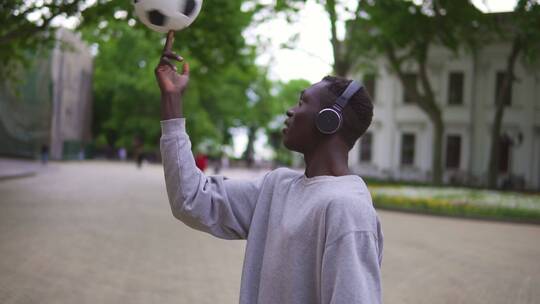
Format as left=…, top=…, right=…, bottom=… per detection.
left=301, top=173, right=360, bottom=185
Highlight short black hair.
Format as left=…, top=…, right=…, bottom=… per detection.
left=321, top=76, right=373, bottom=149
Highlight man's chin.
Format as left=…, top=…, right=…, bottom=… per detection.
left=282, top=137, right=291, bottom=150
left=282, top=138, right=300, bottom=153
left=282, top=137, right=292, bottom=151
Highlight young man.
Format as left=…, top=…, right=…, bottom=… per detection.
left=156, top=32, right=383, bottom=304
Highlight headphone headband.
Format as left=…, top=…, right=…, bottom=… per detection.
left=335, top=80, right=363, bottom=110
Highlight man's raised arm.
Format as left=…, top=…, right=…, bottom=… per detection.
left=156, top=31, right=266, bottom=239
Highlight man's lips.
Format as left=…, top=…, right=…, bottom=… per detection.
left=283, top=120, right=290, bottom=134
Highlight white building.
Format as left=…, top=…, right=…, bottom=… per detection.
left=349, top=42, right=540, bottom=190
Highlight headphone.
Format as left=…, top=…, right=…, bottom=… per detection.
left=315, top=80, right=363, bottom=135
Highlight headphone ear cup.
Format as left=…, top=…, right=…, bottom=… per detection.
left=316, top=108, right=342, bottom=134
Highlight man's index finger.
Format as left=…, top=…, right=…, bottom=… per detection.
left=163, top=30, right=175, bottom=53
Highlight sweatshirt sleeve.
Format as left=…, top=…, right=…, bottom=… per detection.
left=321, top=231, right=382, bottom=304
left=160, top=118, right=267, bottom=240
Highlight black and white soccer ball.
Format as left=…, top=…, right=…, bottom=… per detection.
left=133, top=0, right=203, bottom=33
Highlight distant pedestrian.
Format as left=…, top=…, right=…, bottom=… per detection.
left=118, top=147, right=127, bottom=161
left=194, top=153, right=208, bottom=172
left=133, top=136, right=144, bottom=168
left=213, top=152, right=225, bottom=174
left=221, top=154, right=229, bottom=170
left=40, top=144, right=49, bottom=165
left=78, top=146, right=85, bottom=160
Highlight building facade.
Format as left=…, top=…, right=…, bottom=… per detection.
left=0, top=28, right=93, bottom=160
left=349, top=43, right=540, bottom=190
left=49, top=28, right=93, bottom=160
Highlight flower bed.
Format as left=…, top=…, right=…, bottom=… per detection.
left=370, top=186, right=540, bottom=224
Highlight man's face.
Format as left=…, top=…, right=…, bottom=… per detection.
left=282, top=81, right=335, bottom=153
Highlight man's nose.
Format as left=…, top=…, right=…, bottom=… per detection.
left=286, top=109, right=293, bottom=117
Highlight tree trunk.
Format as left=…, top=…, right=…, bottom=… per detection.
left=242, top=125, right=257, bottom=168
left=417, top=54, right=444, bottom=184
left=432, top=118, right=444, bottom=184
left=487, top=37, right=522, bottom=188
left=386, top=45, right=444, bottom=184
left=325, top=0, right=349, bottom=77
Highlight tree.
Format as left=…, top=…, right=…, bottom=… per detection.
left=487, top=0, right=540, bottom=188
left=272, top=0, right=483, bottom=184
left=0, top=0, right=119, bottom=79
left=360, top=0, right=484, bottom=184
left=79, top=0, right=260, bottom=154
left=265, top=0, right=364, bottom=77
left=2, top=0, right=326, bottom=161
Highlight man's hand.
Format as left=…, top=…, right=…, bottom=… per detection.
left=155, top=31, right=189, bottom=120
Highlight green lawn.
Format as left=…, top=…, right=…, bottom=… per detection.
left=369, top=185, right=540, bottom=224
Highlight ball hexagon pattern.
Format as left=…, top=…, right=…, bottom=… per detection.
left=134, top=0, right=203, bottom=33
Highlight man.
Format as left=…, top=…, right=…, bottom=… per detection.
left=156, top=32, right=383, bottom=304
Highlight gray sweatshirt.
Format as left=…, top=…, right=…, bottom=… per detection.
left=160, top=118, right=383, bottom=304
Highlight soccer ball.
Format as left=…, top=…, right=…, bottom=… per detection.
left=133, top=0, right=203, bottom=33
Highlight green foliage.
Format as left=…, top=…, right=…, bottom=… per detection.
left=80, top=22, right=156, bottom=151
left=507, top=0, right=540, bottom=64
left=275, top=79, right=311, bottom=108
left=0, top=0, right=118, bottom=80
left=362, top=0, right=485, bottom=54
left=78, top=1, right=253, bottom=152
left=265, top=78, right=310, bottom=165
left=79, top=1, right=293, bottom=156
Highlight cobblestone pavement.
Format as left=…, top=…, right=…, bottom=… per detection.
left=0, top=161, right=539, bottom=304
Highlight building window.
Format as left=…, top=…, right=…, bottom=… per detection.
left=364, top=74, right=376, bottom=101
left=448, top=72, right=464, bottom=105
left=402, top=73, right=417, bottom=104
left=495, top=71, right=512, bottom=106
left=401, top=133, right=415, bottom=166
left=359, top=132, right=373, bottom=162
left=445, top=135, right=461, bottom=169
left=498, top=136, right=511, bottom=173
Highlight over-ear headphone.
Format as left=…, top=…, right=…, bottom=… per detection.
left=315, top=80, right=363, bottom=135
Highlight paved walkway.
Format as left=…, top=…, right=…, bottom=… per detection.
left=0, top=158, right=42, bottom=180
left=0, top=161, right=539, bottom=304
